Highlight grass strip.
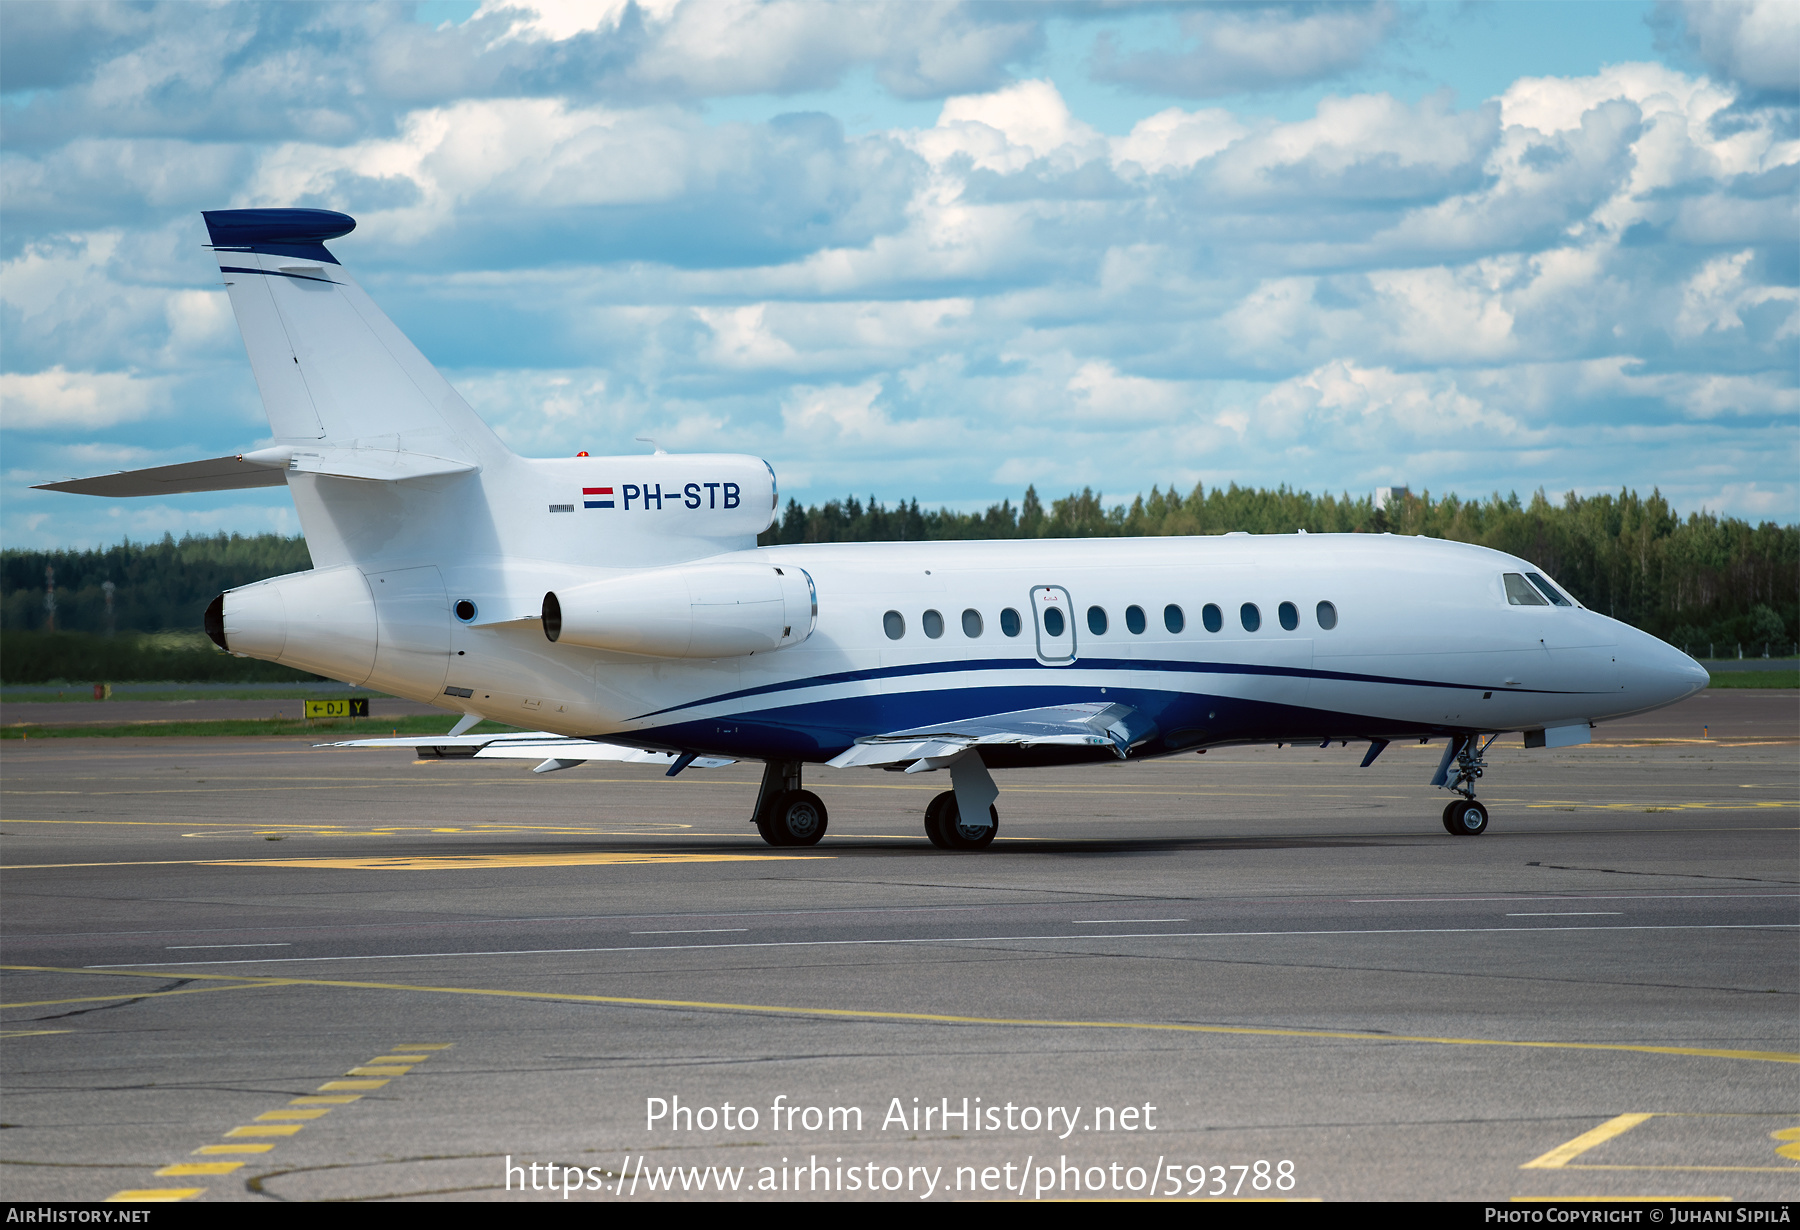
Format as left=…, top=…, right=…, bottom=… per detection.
left=1, top=687, right=396, bottom=703
left=1706, top=671, right=1799, bottom=689
left=3, top=716, right=525, bottom=740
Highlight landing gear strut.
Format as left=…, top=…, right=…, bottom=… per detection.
left=752, top=760, right=828, bottom=847
left=1435, top=733, right=1496, bottom=836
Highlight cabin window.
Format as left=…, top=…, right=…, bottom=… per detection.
left=1316, top=600, right=1338, bottom=630
left=1201, top=603, right=1222, bottom=633
left=962, top=608, right=983, bottom=637
left=1503, top=574, right=1548, bottom=606
left=454, top=600, right=478, bottom=623
left=1087, top=606, right=1108, bottom=635
left=1001, top=607, right=1022, bottom=637
left=1241, top=603, right=1261, bottom=632
left=1526, top=572, right=1573, bottom=606
left=883, top=610, right=906, bottom=639
left=922, top=609, right=945, bottom=639
left=1278, top=601, right=1299, bottom=631
left=1126, top=605, right=1147, bottom=634
left=1164, top=604, right=1185, bottom=634
left=1043, top=607, right=1066, bottom=637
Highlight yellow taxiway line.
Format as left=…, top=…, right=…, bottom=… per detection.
left=6, top=965, right=1796, bottom=1066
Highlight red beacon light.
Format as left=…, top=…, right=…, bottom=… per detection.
left=576, top=451, right=588, bottom=457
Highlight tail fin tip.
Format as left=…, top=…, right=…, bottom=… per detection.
left=203, top=208, right=356, bottom=250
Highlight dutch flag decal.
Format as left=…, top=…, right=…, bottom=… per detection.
left=584, top=486, right=614, bottom=509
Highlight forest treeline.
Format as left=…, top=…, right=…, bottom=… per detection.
left=2, top=532, right=313, bottom=636
left=1, top=484, right=1794, bottom=681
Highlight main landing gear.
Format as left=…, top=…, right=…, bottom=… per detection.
left=924, top=790, right=999, bottom=850
left=1436, top=733, right=1497, bottom=836
left=1441, top=797, right=1489, bottom=836
left=747, top=756, right=1002, bottom=851
left=752, top=760, right=827, bottom=847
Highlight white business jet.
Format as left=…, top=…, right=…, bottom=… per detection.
left=38, top=210, right=1709, bottom=849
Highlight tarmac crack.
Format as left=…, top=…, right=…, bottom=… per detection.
left=1527, top=860, right=1800, bottom=885
left=245, top=1154, right=509, bottom=1202
left=17, top=977, right=203, bottom=1021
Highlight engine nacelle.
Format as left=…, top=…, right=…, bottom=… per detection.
left=205, top=565, right=380, bottom=685
left=544, top=562, right=815, bottom=658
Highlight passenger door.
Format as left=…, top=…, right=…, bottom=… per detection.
left=1031, top=585, right=1076, bottom=665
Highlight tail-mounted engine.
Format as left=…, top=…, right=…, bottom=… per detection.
left=543, top=562, right=816, bottom=658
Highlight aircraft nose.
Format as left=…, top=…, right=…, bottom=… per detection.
left=1620, top=628, right=1710, bottom=710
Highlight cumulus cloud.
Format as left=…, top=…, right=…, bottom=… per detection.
left=1092, top=2, right=1400, bottom=97
left=0, top=367, right=172, bottom=431
left=1673, top=249, right=1800, bottom=339
left=1659, top=0, right=1799, bottom=100
left=0, top=0, right=1043, bottom=152
left=918, top=79, right=1106, bottom=172
left=1111, top=107, right=1248, bottom=173
left=231, top=100, right=926, bottom=270
left=779, top=379, right=953, bottom=455
left=1255, top=361, right=1537, bottom=445
left=4, top=7, right=1795, bottom=533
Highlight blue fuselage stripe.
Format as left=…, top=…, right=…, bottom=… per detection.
left=627, top=655, right=1570, bottom=722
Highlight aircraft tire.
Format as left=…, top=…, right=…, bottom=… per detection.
left=923, top=791, right=954, bottom=849
left=931, top=794, right=998, bottom=851
left=767, top=789, right=828, bottom=846
left=1441, top=801, right=1460, bottom=834
left=1445, top=798, right=1489, bottom=836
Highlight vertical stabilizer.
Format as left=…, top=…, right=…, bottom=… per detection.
left=203, top=209, right=510, bottom=470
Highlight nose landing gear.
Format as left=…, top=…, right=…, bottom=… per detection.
left=1435, top=733, right=1498, bottom=836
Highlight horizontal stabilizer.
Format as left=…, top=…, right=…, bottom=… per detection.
left=35, top=443, right=478, bottom=498
left=32, top=455, right=289, bottom=497
left=827, top=702, right=1158, bottom=769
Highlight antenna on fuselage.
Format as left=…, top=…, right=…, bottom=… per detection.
left=635, top=436, right=668, bottom=455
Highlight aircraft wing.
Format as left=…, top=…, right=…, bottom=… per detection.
left=826, top=702, right=1158, bottom=769
left=317, top=731, right=735, bottom=774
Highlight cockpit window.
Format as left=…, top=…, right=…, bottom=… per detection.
left=1526, top=572, right=1573, bottom=607
left=1503, top=573, right=1548, bottom=606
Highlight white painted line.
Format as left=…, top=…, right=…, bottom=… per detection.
left=87, top=924, right=1800, bottom=968
left=1351, top=893, right=1798, bottom=903
left=164, top=943, right=294, bottom=950
left=1069, top=919, right=1188, bottom=924
left=628, top=928, right=749, bottom=935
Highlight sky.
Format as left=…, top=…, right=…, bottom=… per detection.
left=2, top=0, right=1796, bottom=550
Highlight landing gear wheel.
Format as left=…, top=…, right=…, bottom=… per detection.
left=762, top=789, right=828, bottom=847
left=1444, top=798, right=1488, bottom=836
left=923, top=791, right=953, bottom=849
left=1441, top=801, right=1460, bottom=834
left=924, top=790, right=997, bottom=850
left=773, top=789, right=828, bottom=846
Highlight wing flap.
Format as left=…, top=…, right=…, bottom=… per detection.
left=827, top=702, right=1158, bottom=769
left=316, top=730, right=733, bottom=770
